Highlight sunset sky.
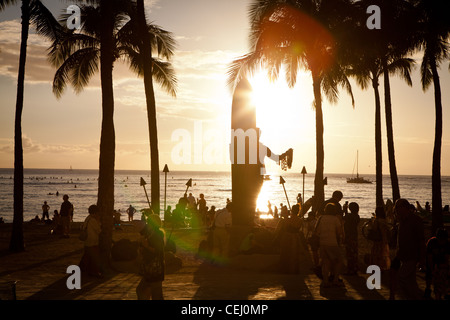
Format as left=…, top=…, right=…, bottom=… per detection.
left=0, top=0, right=449, bottom=176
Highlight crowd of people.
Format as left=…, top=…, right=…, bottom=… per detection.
left=163, top=192, right=218, bottom=229
left=29, top=188, right=448, bottom=301
left=302, top=190, right=449, bottom=300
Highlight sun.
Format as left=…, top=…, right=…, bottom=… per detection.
left=248, top=70, right=315, bottom=171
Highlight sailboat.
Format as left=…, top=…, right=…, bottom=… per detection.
left=347, top=151, right=372, bottom=184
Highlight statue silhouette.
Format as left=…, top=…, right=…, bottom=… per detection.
left=230, top=78, right=293, bottom=227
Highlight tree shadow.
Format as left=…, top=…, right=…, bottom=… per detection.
left=0, top=248, right=83, bottom=278
left=26, top=274, right=110, bottom=300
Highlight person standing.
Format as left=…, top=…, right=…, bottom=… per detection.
left=390, top=198, right=426, bottom=300
left=127, top=205, right=136, bottom=222
left=424, top=228, right=449, bottom=300
left=316, top=203, right=345, bottom=288
left=79, top=205, right=102, bottom=277
left=59, top=194, right=74, bottom=238
left=197, top=194, right=207, bottom=226
left=344, top=202, right=361, bottom=275
left=319, top=190, right=344, bottom=218
left=212, top=202, right=232, bottom=264
left=42, top=201, right=50, bottom=221
left=370, top=207, right=391, bottom=271
left=136, top=214, right=165, bottom=300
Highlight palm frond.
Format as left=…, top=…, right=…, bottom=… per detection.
left=387, top=57, right=415, bottom=87
left=285, top=53, right=299, bottom=88
left=52, top=47, right=100, bottom=98
left=0, top=0, right=16, bottom=10
left=226, top=51, right=264, bottom=92
left=420, top=53, right=433, bottom=91
left=152, top=59, right=177, bottom=97
left=0, top=0, right=17, bottom=11
left=118, top=45, right=143, bottom=76
left=48, top=32, right=100, bottom=68
left=70, top=48, right=100, bottom=94
left=30, top=0, right=65, bottom=42
left=148, top=24, right=177, bottom=60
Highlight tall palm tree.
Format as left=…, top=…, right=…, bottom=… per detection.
left=123, top=0, right=177, bottom=217
left=414, top=0, right=449, bottom=233
left=345, top=1, right=415, bottom=208
left=50, top=1, right=176, bottom=259
left=378, top=0, right=417, bottom=204
left=228, top=0, right=354, bottom=208
left=1, top=0, right=62, bottom=252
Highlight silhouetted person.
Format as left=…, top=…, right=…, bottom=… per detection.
left=42, top=201, right=50, bottom=221
left=390, top=199, right=426, bottom=300
left=127, top=205, right=136, bottom=222
left=370, top=207, right=391, bottom=271
left=164, top=205, right=172, bottom=227
left=276, top=203, right=304, bottom=274
left=280, top=203, right=288, bottom=219
left=319, top=190, right=344, bottom=218
left=59, top=194, right=73, bottom=238
left=79, top=204, right=102, bottom=278
left=178, top=193, right=188, bottom=212
left=136, top=215, right=165, bottom=300
left=424, top=228, right=449, bottom=300
left=197, top=194, right=207, bottom=226
left=344, top=202, right=360, bottom=275
left=316, top=203, right=345, bottom=288
left=172, top=204, right=185, bottom=228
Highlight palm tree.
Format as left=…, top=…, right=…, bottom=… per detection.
left=414, top=0, right=449, bottom=233
left=228, top=0, right=354, bottom=208
left=1, top=0, right=62, bottom=252
left=345, top=1, right=416, bottom=208
left=50, top=1, right=176, bottom=259
left=378, top=0, right=418, bottom=204
left=123, top=0, right=177, bottom=217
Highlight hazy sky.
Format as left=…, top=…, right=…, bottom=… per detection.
left=0, top=0, right=449, bottom=176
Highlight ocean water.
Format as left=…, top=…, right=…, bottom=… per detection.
left=0, top=168, right=449, bottom=223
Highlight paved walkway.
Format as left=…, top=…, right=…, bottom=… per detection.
left=0, top=223, right=427, bottom=301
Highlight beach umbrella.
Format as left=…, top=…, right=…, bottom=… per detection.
left=140, top=177, right=151, bottom=210
left=279, top=176, right=291, bottom=211
left=163, top=165, right=169, bottom=212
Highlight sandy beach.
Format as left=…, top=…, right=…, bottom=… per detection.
left=0, top=217, right=432, bottom=302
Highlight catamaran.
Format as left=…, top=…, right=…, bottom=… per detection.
left=347, top=150, right=372, bottom=184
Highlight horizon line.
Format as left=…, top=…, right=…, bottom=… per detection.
left=0, top=167, right=446, bottom=178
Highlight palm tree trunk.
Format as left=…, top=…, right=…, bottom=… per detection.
left=383, top=61, right=401, bottom=203
left=373, top=76, right=384, bottom=208
left=97, top=0, right=115, bottom=267
left=430, top=58, right=443, bottom=234
left=10, top=0, right=29, bottom=253
left=136, top=0, right=160, bottom=216
left=312, top=72, right=324, bottom=207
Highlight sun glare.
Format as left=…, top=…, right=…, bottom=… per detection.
left=248, top=70, right=315, bottom=168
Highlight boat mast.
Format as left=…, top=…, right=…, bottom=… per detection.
left=356, top=150, right=359, bottom=179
